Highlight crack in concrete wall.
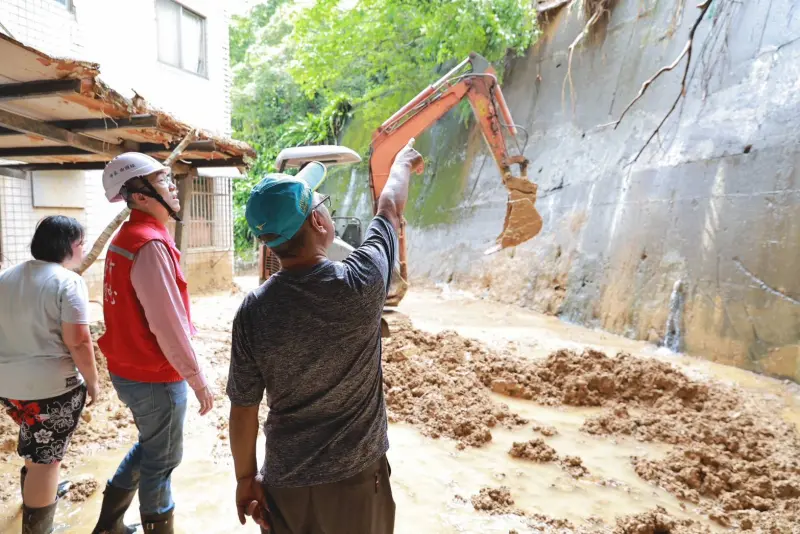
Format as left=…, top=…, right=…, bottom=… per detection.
left=733, top=257, right=800, bottom=307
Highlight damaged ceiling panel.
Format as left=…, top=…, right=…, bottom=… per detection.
left=0, top=33, right=255, bottom=174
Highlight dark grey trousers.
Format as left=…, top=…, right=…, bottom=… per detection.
left=261, top=455, right=395, bottom=534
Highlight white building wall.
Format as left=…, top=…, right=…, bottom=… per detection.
left=74, top=0, right=231, bottom=136
left=0, top=0, right=83, bottom=58
left=0, top=0, right=235, bottom=293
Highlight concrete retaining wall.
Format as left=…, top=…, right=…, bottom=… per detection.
left=325, top=0, right=800, bottom=381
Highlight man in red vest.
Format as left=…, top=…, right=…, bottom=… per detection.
left=91, top=152, right=214, bottom=534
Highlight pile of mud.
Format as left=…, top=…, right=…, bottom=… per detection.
left=530, top=421, right=558, bottom=436
left=382, top=326, right=527, bottom=449
left=382, top=321, right=711, bottom=449
left=509, top=439, right=558, bottom=462
left=584, top=390, right=800, bottom=530
left=471, top=486, right=708, bottom=533
left=63, top=475, right=99, bottom=503
left=508, top=439, right=590, bottom=478
left=383, top=320, right=800, bottom=532
left=477, top=347, right=709, bottom=410
left=613, top=506, right=711, bottom=534
left=470, top=486, right=519, bottom=515
left=470, top=486, right=577, bottom=531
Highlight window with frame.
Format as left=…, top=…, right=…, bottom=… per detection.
left=188, top=177, right=213, bottom=248
left=53, top=0, right=75, bottom=11
left=155, top=0, right=208, bottom=77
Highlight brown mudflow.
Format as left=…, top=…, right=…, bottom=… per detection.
left=1, top=312, right=798, bottom=532
left=382, top=317, right=800, bottom=533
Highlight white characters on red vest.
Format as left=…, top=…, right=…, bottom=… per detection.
left=103, top=258, right=117, bottom=306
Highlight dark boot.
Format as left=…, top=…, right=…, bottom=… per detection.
left=91, top=483, right=138, bottom=534
left=141, top=508, right=174, bottom=533
left=20, top=467, right=71, bottom=500
left=22, top=501, right=57, bottom=534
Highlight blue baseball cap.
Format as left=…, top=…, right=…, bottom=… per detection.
left=245, top=174, right=314, bottom=247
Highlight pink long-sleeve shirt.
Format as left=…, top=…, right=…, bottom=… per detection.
left=130, top=241, right=207, bottom=391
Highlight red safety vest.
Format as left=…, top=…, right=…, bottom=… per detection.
left=97, top=209, right=194, bottom=383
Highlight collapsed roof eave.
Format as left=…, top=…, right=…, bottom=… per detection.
left=0, top=32, right=255, bottom=175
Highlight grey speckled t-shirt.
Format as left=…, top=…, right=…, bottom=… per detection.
left=226, top=216, right=397, bottom=488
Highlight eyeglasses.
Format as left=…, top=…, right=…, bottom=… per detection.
left=149, top=173, right=174, bottom=187
left=312, top=195, right=331, bottom=212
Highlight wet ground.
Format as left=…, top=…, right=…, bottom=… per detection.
left=1, top=279, right=798, bottom=533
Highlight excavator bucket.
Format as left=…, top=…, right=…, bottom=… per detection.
left=485, top=176, right=543, bottom=255
left=385, top=265, right=408, bottom=307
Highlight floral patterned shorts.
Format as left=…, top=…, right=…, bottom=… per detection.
left=0, top=385, right=87, bottom=464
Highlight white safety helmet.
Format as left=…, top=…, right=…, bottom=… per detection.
left=102, top=152, right=169, bottom=202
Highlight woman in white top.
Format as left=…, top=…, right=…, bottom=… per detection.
left=0, top=215, right=100, bottom=534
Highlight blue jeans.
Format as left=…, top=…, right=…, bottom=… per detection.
left=109, top=374, right=188, bottom=515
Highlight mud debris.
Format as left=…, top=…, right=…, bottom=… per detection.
left=63, top=475, right=99, bottom=503
left=382, top=327, right=527, bottom=449
left=508, top=439, right=558, bottom=462
left=0, top=473, right=14, bottom=503
left=507, top=440, right=590, bottom=478
left=583, top=375, right=800, bottom=531
left=0, top=295, right=797, bottom=532
left=382, top=320, right=800, bottom=530
left=560, top=455, right=590, bottom=479
left=530, top=421, right=558, bottom=436
left=613, top=506, right=710, bottom=534
left=470, top=486, right=522, bottom=516
left=478, top=348, right=709, bottom=410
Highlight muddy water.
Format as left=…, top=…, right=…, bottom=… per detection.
left=387, top=399, right=722, bottom=533
left=1, top=285, right=798, bottom=533
left=0, top=407, right=713, bottom=534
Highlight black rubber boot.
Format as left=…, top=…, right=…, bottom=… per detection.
left=91, top=484, right=138, bottom=534
left=140, top=508, right=174, bottom=533
left=22, top=501, right=57, bottom=534
left=20, top=467, right=72, bottom=501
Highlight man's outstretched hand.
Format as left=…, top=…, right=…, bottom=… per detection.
left=392, top=138, right=424, bottom=175
left=236, top=475, right=271, bottom=531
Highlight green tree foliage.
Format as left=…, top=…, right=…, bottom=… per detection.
left=290, top=0, right=538, bottom=141
left=230, top=0, right=539, bottom=258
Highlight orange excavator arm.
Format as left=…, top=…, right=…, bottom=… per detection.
left=369, top=52, right=543, bottom=306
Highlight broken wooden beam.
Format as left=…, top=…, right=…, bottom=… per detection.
left=76, top=206, right=131, bottom=275
left=0, top=79, right=82, bottom=101
left=0, top=158, right=241, bottom=172
left=139, top=140, right=216, bottom=154
left=173, top=170, right=196, bottom=267
left=0, top=140, right=215, bottom=159
left=0, top=108, right=125, bottom=156
left=0, top=146, right=89, bottom=158
left=163, top=129, right=199, bottom=167
left=0, top=114, right=159, bottom=136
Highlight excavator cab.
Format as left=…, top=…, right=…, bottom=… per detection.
left=332, top=216, right=363, bottom=248
left=275, top=144, right=366, bottom=249
left=259, top=145, right=368, bottom=282
left=275, top=145, right=362, bottom=173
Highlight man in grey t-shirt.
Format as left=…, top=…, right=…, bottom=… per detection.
left=227, top=140, right=423, bottom=534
